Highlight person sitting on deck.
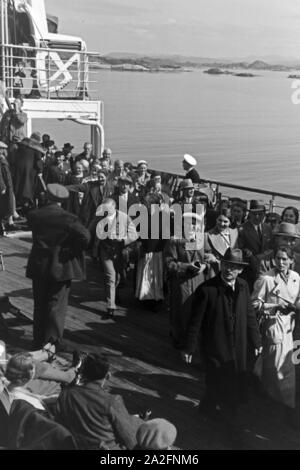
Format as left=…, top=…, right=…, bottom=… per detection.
left=55, top=353, right=143, bottom=450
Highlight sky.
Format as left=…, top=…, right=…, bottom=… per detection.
left=46, top=0, right=300, bottom=60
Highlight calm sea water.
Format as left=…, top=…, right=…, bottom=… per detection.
left=33, top=69, right=300, bottom=199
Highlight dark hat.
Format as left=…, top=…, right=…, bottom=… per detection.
left=275, top=222, right=300, bottom=239
left=47, top=183, right=69, bottom=202
left=180, top=179, right=194, bottom=190
left=63, top=143, right=74, bottom=151
left=79, top=353, right=110, bottom=381
left=44, top=140, right=55, bottom=149
left=249, top=200, right=266, bottom=212
left=136, top=419, right=177, bottom=450
left=119, top=175, right=133, bottom=185
left=222, top=248, right=248, bottom=266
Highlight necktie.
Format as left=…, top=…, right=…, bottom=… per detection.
left=257, top=225, right=262, bottom=240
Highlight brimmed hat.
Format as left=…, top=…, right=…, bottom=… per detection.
left=44, top=140, right=55, bottom=149
left=63, top=143, right=74, bottom=151
left=275, top=222, right=300, bottom=239
left=136, top=419, right=177, bottom=450
left=119, top=175, right=133, bottom=185
left=249, top=200, right=266, bottom=212
left=137, top=160, right=148, bottom=167
left=180, top=179, right=194, bottom=190
left=47, top=184, right=69, bottom=202
left=0, top=141, right=8, bottom=149
left=102, top=147, right=112, bottom=156
left=222, top=248, right=248, bottom=266
left=183, top=154, right=197, bottom=167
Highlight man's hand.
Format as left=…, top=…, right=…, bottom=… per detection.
left=204, top=253, right=218, bottom=263
left=255, top=347, right=263, bottom=357
left=180, top=351, right=192, bottom=364
left=243, top=249, right=253, bottom=258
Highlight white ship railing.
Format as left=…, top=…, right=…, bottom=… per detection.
left=0, top=43, right=102, bottom=100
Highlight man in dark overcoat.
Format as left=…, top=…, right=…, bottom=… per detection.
left=26, top=184, right=91, bottom=349
left=182, top=248, right=262, bottom=421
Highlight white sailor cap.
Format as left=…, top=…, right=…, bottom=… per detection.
left=183, top=154, right=197, bottom=166
left=137, top=160, right=148, bottom=166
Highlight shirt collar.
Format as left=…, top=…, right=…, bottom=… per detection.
left=221, top=275, right=236, bottom=290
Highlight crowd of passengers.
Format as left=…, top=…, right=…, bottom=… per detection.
left=1, top=111, right=300, bottom=448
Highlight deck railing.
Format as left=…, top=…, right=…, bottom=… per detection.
left=0, top=43, right=101, bottom=100
left=150, top=168, right=300, bottom=212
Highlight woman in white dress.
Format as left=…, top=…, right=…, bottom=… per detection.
left=252, top=246, right=300, bottom=426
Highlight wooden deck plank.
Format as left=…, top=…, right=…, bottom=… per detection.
left=1, top=235, right=300, bottom=450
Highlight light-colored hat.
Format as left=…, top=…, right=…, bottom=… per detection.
left=137, top=160, right=148, bottom=166
left=275, top=222, right=300, bottom=239
left=79, top=159, right=90, bottom=170
left=0, top=141, right=8, bottom=149
left=179, top=179, right=194, bottom=190
left=183, top=154, right=197, bottom=167
left=136, top=419, right=177, bottom=450
left=47, top=184, right=69, bottom=202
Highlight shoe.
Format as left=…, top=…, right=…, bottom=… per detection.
left=42, top=343, right=56, bottom=363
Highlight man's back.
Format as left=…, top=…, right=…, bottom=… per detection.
left=56, top=382, right=140, bottom=450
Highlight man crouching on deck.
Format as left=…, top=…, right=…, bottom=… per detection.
left=26, top=183, right=90, bottom=350
left=182, top=248, right=262, bottom=435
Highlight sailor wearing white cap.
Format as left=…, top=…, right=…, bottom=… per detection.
left=182, top=154, right=201, bottom=184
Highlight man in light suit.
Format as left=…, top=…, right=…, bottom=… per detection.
left=238, top=200, right=272, bottom=289
left=94, top=198, right=138, bottom=317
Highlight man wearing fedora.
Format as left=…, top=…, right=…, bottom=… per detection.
left=175, top=179, right=198, bottom=212
left=238, top=200, right=273, bottom=288
left=258, top=222, right=300, bottom=277
left=182, top=154, right=201, bottom=184
left=182, top=248, right=262, bottom=430
left=26, top=183, right=91, bottom=349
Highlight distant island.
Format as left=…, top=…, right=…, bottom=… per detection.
left=203, top=68, right=256, bottom=77
left=90, top=54, right=300, bottom=74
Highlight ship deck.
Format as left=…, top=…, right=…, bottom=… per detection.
left=1, top=235, right=300, bottom=450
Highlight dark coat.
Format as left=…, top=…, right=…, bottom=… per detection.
left=56, top=382, right=142, bottom=450
left=44, top=164, right=66, bottom=185
left=185, top=274, right=261, bottom=372
left=67, top=181, right=113, bottom=227
left=238, top=221, right=272, bottom=256
left=0, top=158, right=14, bottom=218
left=185, top=167, right=201, bottom=184
left=13, top=144, right=43, bottom=202
left=26, top=203, right=91, bottom=282
left=164, top=237, right=206, bottom=348
left=8, top=400, right=76, bottom=450
left=238, top=221, right=273, bottom=287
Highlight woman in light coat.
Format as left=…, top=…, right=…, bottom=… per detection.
left=252, top=246, right=300, bottom=426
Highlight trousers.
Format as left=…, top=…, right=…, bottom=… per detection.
left=32, top=279, right=71, bottom=348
